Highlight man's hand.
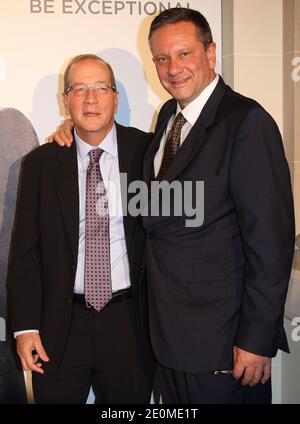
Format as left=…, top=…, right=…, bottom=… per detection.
left=232, top=346, right=271, bottom=387
left=16, top=332, right=50, bottom=374
left=47, top=119, right=75, bottom=147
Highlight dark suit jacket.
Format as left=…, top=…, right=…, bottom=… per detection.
left=142, top=77, right=295, bottom=373
left=7, top=123, right=153, bottom=372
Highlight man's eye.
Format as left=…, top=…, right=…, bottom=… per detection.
left=156, top=57, right=168, bottom=64
left=74, top=86, right=85, bottom=94
left=179, top=51, right=190, bottom=58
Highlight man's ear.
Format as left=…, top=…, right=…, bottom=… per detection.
left=206, top=42, right=216, bottom=70
left=114, top=91, right=119, bottom=115
left=62, top=93, right=69, bottom=116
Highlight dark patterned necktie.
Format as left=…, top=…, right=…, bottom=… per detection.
left=84, top=147, right=112, bottom=311
left=156, top=112, right=187, bottom=180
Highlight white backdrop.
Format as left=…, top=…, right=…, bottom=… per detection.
left=0, top=0, right=222, bottom=143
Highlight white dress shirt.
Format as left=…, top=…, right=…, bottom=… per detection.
left=74, top=125, right=131, bottom=294
left=154, top=74, right=219, bottom=176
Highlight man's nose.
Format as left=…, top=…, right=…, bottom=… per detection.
left=168, top=57, right=183, bottom=76
left=84, top=87, right=98, bottom=102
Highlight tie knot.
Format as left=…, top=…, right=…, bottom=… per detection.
left=173, top=112, right=186, bottom=130
left=88, top=147, right=103, bottom=164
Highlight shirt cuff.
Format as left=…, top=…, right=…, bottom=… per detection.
left=14, top=329, right=39, bottom=338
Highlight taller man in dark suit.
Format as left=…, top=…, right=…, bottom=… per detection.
left=49, top=8, right=295, bottom=404
left=142, top=7, right=294, bottom=403
left=7, top=54, right=153, bottom=403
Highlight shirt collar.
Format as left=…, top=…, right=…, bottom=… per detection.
left=74, top=124, right=117, bottom=161
left=177, top=74, right=219, bottom=126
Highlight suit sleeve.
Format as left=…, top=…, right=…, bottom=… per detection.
left=7, top=153, right=42, bottom=333
left=229, top=106, right=295, bottom=356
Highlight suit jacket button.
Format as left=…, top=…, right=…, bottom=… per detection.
left=147, top=233, right=153, bottom=239
left=67, top=298, right=72, bottom=304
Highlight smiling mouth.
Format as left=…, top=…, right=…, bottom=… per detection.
left=169, top=78, right=189, bottom=88
left=83, top=112, right=100, bottom=117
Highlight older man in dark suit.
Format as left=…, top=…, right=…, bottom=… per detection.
left=7, top=55, right=154, bottom=404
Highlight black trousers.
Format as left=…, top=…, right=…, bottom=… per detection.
left=32, top=297, right=153, bottom=404
left=155, top=364, right=272, bottom=404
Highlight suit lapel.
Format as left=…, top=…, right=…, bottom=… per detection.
left=147, top=77, right=227, bottom=184
left=116, top=124, right=136, bottom=250
left=50, top=143, right=79, bottom=263
left=164, top=78, right=226, bottom=182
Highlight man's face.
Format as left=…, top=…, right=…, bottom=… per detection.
left=150, top=21, right=216, bottom=108
left=63, top=59, right=118, bottom=145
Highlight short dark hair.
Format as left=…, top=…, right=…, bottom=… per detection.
left=63, top=54, right=116, bottom=93
left=148, top=7, right=213, bottom=49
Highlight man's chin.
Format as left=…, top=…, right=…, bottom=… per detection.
left=165, top=86, right=191, bottom=105
left=80, top=125, right=103, bottom=133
